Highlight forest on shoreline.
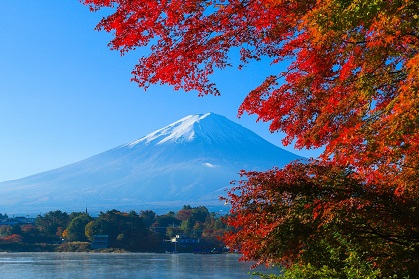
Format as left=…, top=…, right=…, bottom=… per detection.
left=0, top=205, right=230, bottom=253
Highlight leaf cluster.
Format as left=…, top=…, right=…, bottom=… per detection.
left=224, top=161, right=418, bottom=277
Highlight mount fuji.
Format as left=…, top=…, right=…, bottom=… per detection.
left=0, top=113, right=303, bottom=214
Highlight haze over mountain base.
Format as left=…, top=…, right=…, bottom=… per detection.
left=0, top=113, right=303, bottom=215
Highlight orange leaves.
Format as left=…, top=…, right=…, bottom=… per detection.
left=0, top=234, right=23, bottom=243
left=239, top=2, right=419, bottom=194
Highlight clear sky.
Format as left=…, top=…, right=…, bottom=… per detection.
left=0, top=1, right=321, bottom=182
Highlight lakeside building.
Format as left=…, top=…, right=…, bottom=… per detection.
left=91, top=235, right=109, bottom=249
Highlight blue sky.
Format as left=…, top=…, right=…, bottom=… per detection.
left=0, top=1, right=321, bottom=182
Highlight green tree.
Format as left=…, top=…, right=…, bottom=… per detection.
left=174, top=206, right=210, bottom=237
left=88, top=209, right=148, bottom=251
left=154, top=212, right=181, bottom=228
left=35, top=210, right=70, bottom=238
left=85, top=220, right=95, bottom=241
left=63, top=214, right=93, bottom=242
left=139, top=210, right=157, bottom=228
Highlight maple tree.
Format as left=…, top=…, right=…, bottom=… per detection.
left=81, top=0, right=419, bottom=276
left=224, top=161, right=418, bottom=277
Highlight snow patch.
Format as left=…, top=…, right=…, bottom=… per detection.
left=203, top=162, right=216, bottom=168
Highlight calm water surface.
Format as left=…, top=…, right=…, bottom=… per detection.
left=0, top=252, right=278, bottom=278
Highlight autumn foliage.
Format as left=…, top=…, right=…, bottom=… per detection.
left=223, top=162, right=418, bottom=277
left=0, top=234, right=23, bottom=243
left=81, top=0, right=419, bottom=277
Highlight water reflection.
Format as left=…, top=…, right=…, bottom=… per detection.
left=0, top=252, right=279, bottom=279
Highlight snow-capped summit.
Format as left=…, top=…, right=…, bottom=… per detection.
left=132, top=113, right=212, bottom=145
left=129, top=112, right=262, bottom=146
left=0, top=113, right=303, bottom=214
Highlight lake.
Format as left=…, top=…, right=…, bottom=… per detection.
left=0, top=252, right=280, bottom=278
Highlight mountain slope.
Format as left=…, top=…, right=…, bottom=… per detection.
left=0, top=113, right=303, bottom=214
